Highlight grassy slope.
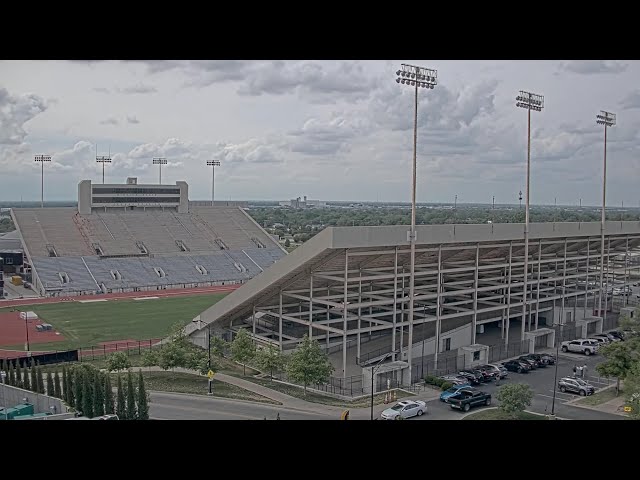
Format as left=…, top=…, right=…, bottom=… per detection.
left=463, top=409, right=546, bottom=420
left=0, top=293, right=227, bottom=349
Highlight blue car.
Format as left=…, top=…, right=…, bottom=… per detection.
left=440, top=383, right=472, bottom=402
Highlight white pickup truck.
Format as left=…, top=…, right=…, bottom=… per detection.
left=561, top=339, right=599, bottom=356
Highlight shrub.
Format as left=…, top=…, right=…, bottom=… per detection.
left=440, top=381, right=454, bottom=391
left=424, top=375, right=437, bottom=385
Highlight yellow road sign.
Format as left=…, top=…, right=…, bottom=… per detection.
left=207, top=370, right=215, bottom=380
left=623, top=406, right=632, bottom=413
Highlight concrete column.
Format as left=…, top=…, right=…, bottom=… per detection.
left=472, top=243, right=480, bottom=344
left=560, top=238, right=568, bottom=327
left=624, top=237, right=630, bottom=307
left=342, top=249, right=348, bottom=379
left=604, top=237, right=610, bottom=322
left=584, top=239, right=590, bottom=318
left=357, top=273, right=361, bottom=363
left=278, top=290, right=283, bottom=352
left=535, top=239, right=542, bottom=330
left=326, top=286, right=330, bottom=348
left=400, top=266, right=405, bottom=358
left=252, top=306, right=256, bottom=336
left=392, top=247, right=398, bottom=360
left=434, top=245, right=442, bottom=369
left=505, top=242, right=513, bottom=346
left=308, top=274, right=313, bottom=338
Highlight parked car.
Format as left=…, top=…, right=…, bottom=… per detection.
left=517, top=356, right=539, bottom=369
left=588, top=337, right=609, bottom=346
left=457, top=370, right=484, bottom=385
left=440, top=384, right=472, bottom=402
left=607, top=331, right=625, bottom=341
left=478, top=364, right=508, bottom=379
left=539, top=353, right=556, bottom=365
left=521, top=354, right=548, bottom=367
left=502, top=360, right=531, bottom=373
left=439, top=375, right=471, bottom=386
left=381, top=400, right=427, bottom=420
left=472, top=367, right=495, bottom=382
left=561, top=339, right=599, bottom=355
left=558, top=377, right=595, bottom=396
left=448, top=389, right=492, bottom=412
left=591, top=334, right=613, bottom=344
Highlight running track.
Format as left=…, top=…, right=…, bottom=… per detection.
left=0, top=284, right=240, bottom=309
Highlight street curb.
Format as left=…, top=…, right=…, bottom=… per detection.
left=147, top=389, right=283, bottom=407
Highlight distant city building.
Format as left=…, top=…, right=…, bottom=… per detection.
left=279, top=196, right=326, bottom=209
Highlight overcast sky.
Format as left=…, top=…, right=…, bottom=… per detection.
left=0, top=60, right=638, bottom=206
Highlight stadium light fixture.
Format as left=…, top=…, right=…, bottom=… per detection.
left=515, top=90, right=544, bottom=341
left=96, top=145, right=112, bottom=185
left=34, top=154, right=52, bottom=209
left=596, top=110, right=616, bottom=321
left=206, top=160, right=221, bottom=206
left=395, top=63, right=437, bottom=376
left=153, top=157, right=168, bottom=184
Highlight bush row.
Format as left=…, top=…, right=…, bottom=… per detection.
left=424, top=375, right=454, bottom=391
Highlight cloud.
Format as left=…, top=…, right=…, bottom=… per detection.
left=126, top=115, right=140, bottom=124
left=0, top=87, right=49, bottom=144
left=559, top=60, right=628, bottom=75
left=100, top=117, right=118, bottom=125
left=117, top=84, right=157, bottom=94
left=93, top=87, right=110, bottom=94
left=620, top=90, right=640, bottom=110
left=49, top=141, right=95, bottom=173
left=285, top=113, right=371, bottom=156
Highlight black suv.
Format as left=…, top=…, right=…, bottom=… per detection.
left=521, top=353, right=549, bottom=367
left=502, top=360, right=531, bottom=373
left=457, top=370, right=484, bottom=385
left=517, top=356, right=539, bottom=369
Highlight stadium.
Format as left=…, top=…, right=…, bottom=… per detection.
left=187, top=221, right=640, bottom=392
left=8, top=177, right=286, bottom=297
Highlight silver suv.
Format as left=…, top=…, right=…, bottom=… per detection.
left=558, top=377, right=595, bottom=396
left=561, top=339, right=599, bottom=355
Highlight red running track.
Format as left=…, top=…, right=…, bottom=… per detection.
left=0, top=284, right=239, bottom=309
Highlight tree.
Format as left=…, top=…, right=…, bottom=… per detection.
left=210, top=336, right=227, bottom=358
left=29, top=362, right=37, bottom=392
left=36, top=365, right=45, bottom=394
left=53, top=371, right=62, bottom=399
left=22, top=363, right=30, bottom=391
left=1, top=359, right=6, bottom=376
left=255, top=344, right=285, bottom=380
left=15, top=361, right=22, bottom=389
left=93, top=372, right=105, bottom=417
left=61, top=367, right=67, bottom=401
left=285, top=334, right=334, bottom=395
left=104, top=374, right=115, bottom=415
left=8, top=363, right=15, bottom=386
left=126, top=370, right=137, bottom=420
left=46, top=371, right=54, bottom=396
left=596, top=341, right=637, bottom=395
left=157, top=342, right=186, bottom=371
left=106, top=351, right=132, bottom=373
left=284, top=238, right=291, bottom=248
left=82, top=370, right=94, bottom=418
left=67, top=368, right=75, bottom=407
left=116, top=375, right=126, bottom=419
left=141, top=349, right=158, bottom=370
left=231, top=328, right=256, bottom=376
left=136, top=370, right=150, bottom=420
left=624, top=362, right=640, bottom=420
left=496, top=383, right=533, bottom=418
left=73, top=369, right=83, bottom=411
left=185, top=347, right=211, bottom=375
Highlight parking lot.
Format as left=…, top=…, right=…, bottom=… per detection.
left=404, top=346, right=625, bottom=421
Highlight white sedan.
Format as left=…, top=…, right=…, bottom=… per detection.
left=381, top=400, right=427, bottom=420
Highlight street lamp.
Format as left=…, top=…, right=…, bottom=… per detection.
left=34, top=155, right=51, bottom=209
left=550, top=323, right=563, bottom=417
left=395, top=63, right=438, bottom=382
left=515, top=90, right=544, bottom=338
left=596, top=110, right=616, bottom=319
left=369, top=351, right=397, bottom=420
left=96, top=145, right=112, bottom=184
left=24, top=313, right=30, bottom=352
left=206, top=160, right=221, bottom=206
left=152, top=157, right=168, bottom=184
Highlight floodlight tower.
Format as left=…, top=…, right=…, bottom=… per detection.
left=515, top=90, right=544, bottom=340
left=153, top=157, right=168, bottom=184
left=96, top=145, right=112, bottom=184
left=596, top=110, right=616, bottom=320
left=34, top=154, right=52, bottom=208
left=206, top=160, right=221, bottom=206
left=519, top=190, right=523, bottom=209
left=395, top=63, right=438, bottom=379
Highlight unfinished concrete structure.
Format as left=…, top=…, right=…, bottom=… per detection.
left=188, top=221, right=640, bottom=387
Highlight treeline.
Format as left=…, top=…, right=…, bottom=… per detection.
left=0, top=359, right=149, bottom=420
left=249, top=206, right=640, bottom=244
left=0, top=217, right=14, bottom=233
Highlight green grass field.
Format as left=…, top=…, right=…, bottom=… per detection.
left=462, top=408, right=547, bottom=420
left=0, top=293, right=228, bottom=350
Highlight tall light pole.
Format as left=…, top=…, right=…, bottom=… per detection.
left=153, top=157, right=167, bottom=184
left=206, top=160, right=221, bottom=206
left=550, top=322, right=563, bottom=417
left=519, top=190, right=523, bottom=209
left=596, top=110, right=616, bottom=318
left=34, top=155, right=51, bottom=208
left=396, top=63, right=437, bottom=383
left=369, top=352, right=395, bottom=420
left=96, top=146, right=112, bottom=185
left=516, top=91, right=544, bottom=338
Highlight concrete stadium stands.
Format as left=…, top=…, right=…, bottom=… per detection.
left=11, top=206, right=286, bottom=296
